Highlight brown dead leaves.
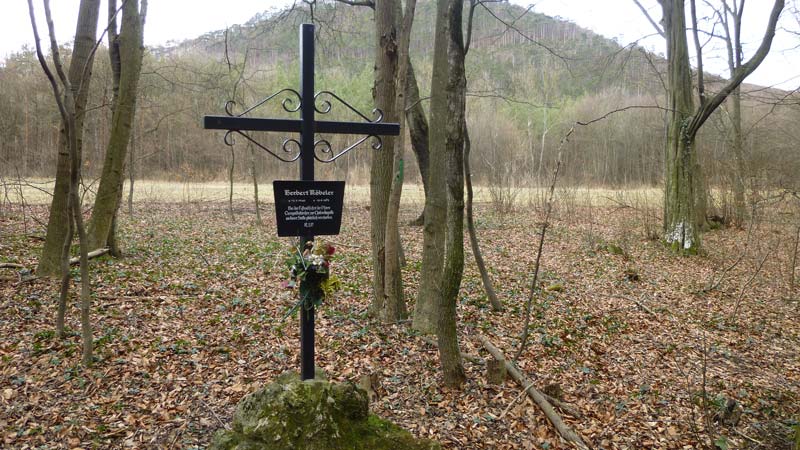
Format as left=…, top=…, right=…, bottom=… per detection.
left=1, top=200, right=798, bottom=449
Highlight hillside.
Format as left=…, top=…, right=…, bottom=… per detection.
left=1, top=0, right=797, bottom=190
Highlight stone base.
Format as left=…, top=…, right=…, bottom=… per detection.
left=209, top=372, right=440, bottom=450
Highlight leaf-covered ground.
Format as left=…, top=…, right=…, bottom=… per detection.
left=1, top=197, right=798, bottom=449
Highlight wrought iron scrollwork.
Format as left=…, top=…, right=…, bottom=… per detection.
left=222, top=130, right=301, bottom=163
left=215, top=88, right=389, bottom=164
left=225, top=88, right=302, bottom=118
left=313, top=135, right=382, bottom=163
left=313, top=90, right=384, bottom=123
left=218, top=88, right=304, bottom=162
left=312, top=91, right=385, bottom=163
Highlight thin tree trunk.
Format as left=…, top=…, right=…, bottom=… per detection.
left=56, top=201, right=74, bottom=339
left=29, top=0, right=95, bottom=365
left=405, top=60, right=430, bottom=226
left=108, top=184, right=123, bottom=257
left=413, top=0, right=449, bottom=335
left=73, top=169, right=92, bottom=366
left=37, top=0, right=100, bottom=277
left=464, top=125, right=502, bottom=312
left=437, top=0, right=468, bottom=388
left=228, top=146, right=235, bottom=221
left=369, top=0, right=401, bottom=318
left=249, top=142, right=262, bottom=225
left=730, top=87, right=747, bottom=227
left=383, top=0, right=416, bottom=323
left=87, top=0, right=146, bottom=250
left=790, top=224, right=799, bottom=293
left=127, top=121, right=135, bottom=216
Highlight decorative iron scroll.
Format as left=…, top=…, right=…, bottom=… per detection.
left=313, top=90, right=385, bottom=163
left=225, top=88, right=302, bottom=117
left=223, top=130, right=302, bottom=163
left=220, top=88, right=303, bottom=162
left=313, top=135, right=382, bottom=163
left=216, top=88, right=390, bottom=163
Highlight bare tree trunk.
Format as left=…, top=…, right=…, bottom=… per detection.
left=383, top=0, right=416, bottom=323
left=404, top=60, right=430, bottom=226
left=87, top=0, right=147, bottom=250
left=56, top=203, right=74, bottom=339
left=438, top=0, right=468, bottom=388
left=730, top=86, right=746, bottom=227
left=662, top=0, right=701, bottom=254
left=127, top=120, right=135, bottom=216
left=464, top=125, right=502, bottom=311
left=413, top=0, right=449, bottom=335
left=28, top=0, right=95, bottom=365
left=369, top=0, right=402, bottom=318
left=640, top=0, right=784, bottom=254
left=228, top=146, right=235, bottom=221
left=37, top=0, right=100, bottom=277
left=249, top=142, right=262, bottom=225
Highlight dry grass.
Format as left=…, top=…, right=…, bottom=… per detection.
left=2, top=178, right=664, bottom=209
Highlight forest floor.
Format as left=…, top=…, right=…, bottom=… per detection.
left=1, top=194, right=798, bottom=449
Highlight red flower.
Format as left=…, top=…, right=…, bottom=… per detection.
left=326, top=245, right=335, bottom=256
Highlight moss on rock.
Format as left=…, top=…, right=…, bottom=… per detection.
left=209, top=373, right=440, bottom=450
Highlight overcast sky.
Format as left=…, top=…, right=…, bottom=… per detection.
left=3, top=0, right=798, bottom=89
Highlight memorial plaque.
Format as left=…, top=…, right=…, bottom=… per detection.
left=273, top=180, right=345, bottom=237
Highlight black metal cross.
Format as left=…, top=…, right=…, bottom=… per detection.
left=203, top=23, right=399, bottom=381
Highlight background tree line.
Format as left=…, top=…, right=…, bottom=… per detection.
left=3, top=0, right=797, bottom=197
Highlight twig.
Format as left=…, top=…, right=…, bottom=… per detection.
left=69, top=247, right=110, bottom=265
left=731, top=249, right=771, bottom=322
left=418, top=334, right=582, bottom=417
left=198, top=396, right=229, bottom=430
left=197, top=252, right=212, bottom=267
left=734, top=427, right=763, bottom=446
left=602, top=294, right=656, bottom=317
left=515, top=127, right=573, bottom=361
left=478, top=335, right=589, bottom=449
left=499, top=380, right=536, bottom=419
left=0, top=263, right=27, bottom=270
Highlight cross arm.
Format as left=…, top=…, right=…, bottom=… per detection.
left=203, top=116, right=400, bottom=136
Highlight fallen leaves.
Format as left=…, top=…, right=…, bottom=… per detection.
left=1, top=200, right=798, bottom=449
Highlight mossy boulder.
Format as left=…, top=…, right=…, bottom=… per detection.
left=209, top=373, right=440, bottom=450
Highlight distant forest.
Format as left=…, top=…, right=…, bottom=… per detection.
left=1, top=1, right=797, bottom=192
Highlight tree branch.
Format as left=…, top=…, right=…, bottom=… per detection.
left=633, top=0, right=665, bottom=37
left=690, top=0, right=707, bottom=106
left=687, top=0, right=785, bottom=139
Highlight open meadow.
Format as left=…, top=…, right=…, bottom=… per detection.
left=1, top=184, right=798, bottom=449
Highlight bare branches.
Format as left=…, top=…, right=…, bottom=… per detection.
left=27, top=0, right=67, bottom=121
left=687, top=0, right=786, bottom=139
left=690, top=0, right=707, bottom=106
left=576, top=104, right=671, bottom=126
left=333, top=0, right=374, bottom=8
left=633, top=0, right=665, bottom=37
left=476, top=1, right=574, bottom=67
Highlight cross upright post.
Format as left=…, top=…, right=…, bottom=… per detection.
left=298, top=23, right=315, bottom=381
left=203, top=23, right=399, bottom=381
